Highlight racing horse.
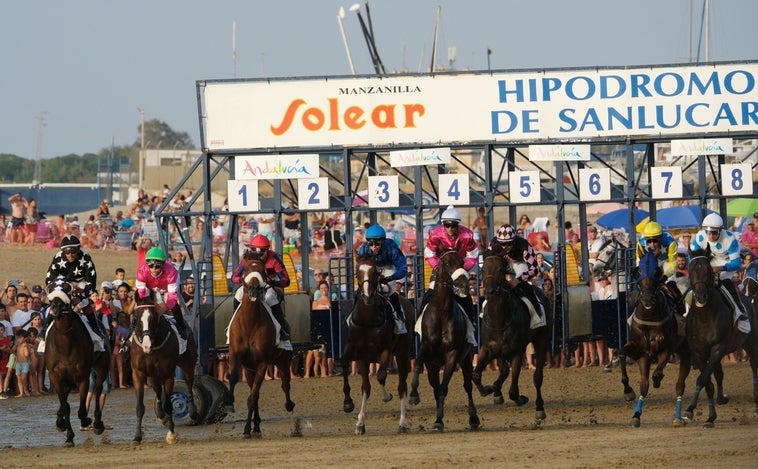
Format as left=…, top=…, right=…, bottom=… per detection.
left=341, top=254, right=414, bottom=434
left=737, top=260, right=758, bottom=415
left=130, top=289, right=199, bottom=445
left=472, top=252, right=551, bottom=424
left=226, top=258, right=295, bottom=438
left=618, top=251, right=691, bottom=427
left=409, top=250, right=480, bottom=431
left=683, top=248, right=739, bottom=427
left=591, top=237, right=624, bottom=279
left=43, top=277, right=110, bottom=447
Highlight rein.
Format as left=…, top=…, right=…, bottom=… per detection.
left=132, top=304, right=173, bottom=351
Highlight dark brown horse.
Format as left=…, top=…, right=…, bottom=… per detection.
left=43, top=277, right=110, bottom=447
left=472, top=252, right=551, bottom=423
left=341, top=254, right=414, bottom=434
left=683, top=248, right=735, bottom=427
left=409, top=250, right=480, bottom=431
left=737, top=260, right=758, bottom=415
left=619, top=250, right=691, bottom=427
left=226, top=259, right=295, bottom=438
left=130, top=290, right=199, bottom=445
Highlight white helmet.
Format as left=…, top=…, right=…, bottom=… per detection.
left=440, top=205, right=462, bottom=223
left=702, top=213, right=724, bottom=229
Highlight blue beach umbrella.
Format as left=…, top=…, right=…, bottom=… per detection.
left=596, top=208, right=649, bottom=232
left=656, top=205, right=714, bottom=230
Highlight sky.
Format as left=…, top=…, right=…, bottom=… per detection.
left=1, top=0, right=756, bottom=159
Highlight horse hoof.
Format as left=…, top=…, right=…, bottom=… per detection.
left=631, top=417, right=641, bottom=427
left=252, top=432, right=263, bottom=439
left=56, top=424, right=66, bottom=432
left=409, top=395, right=420, bottom=406
left=225, top=404, right=236, bottom=414
left=623, top=392, right=635, bottom=402
left=703, top=421, right=715, bottom=429
left=716, top=395, right=729, bottom=405
left=344, top=402, right=355, bottom=413
left=672, top=418, right=685, bottom=427
left=242, top=433, right=252, bottom=439
left=682, top=411, right=693, bottom=421
left=535, top=411, right=546, bottom=421
left=355, top=424, right=366, bottom=435
left=398, top=424, right=410, bottom=434
left=382, top=394, right=393, bottom=403
left=494, top=396, right=505, bottom=406
left=432, top=423, right=444, bottom=432
left=285, top=401, right=295, bottom=413
left=166, top=431, right=177, bottom=444
left=515, top=396, right=529, bottom=407
left=63, top=441, right=75, bottom=448
left=93, top=425, right=105, bottom=436
left=469, top=416, right=481, bottom=430
left=480, top=386, right=494, bottom=397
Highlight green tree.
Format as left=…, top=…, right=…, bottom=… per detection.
left=135, top=119, right=194, bottom=150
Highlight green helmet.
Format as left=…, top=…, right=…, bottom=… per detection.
left=145, top=247, right=167, bottom=262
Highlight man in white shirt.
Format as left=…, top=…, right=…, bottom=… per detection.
left=10, top=293, right=33, bottom=333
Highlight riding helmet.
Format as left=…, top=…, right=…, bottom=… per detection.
left=642, top=221, right=663, bottom=238
left=496, top=224, right=517, bottom=243
left=60, top=234, right=81, bottom=249
left=145, top=246, right=167, bottom=262
left=440, top=205, right=462, bottom=223
left=365, top=224, right=386, bottom=240
left=702, top=213, right=724, bottom=229
left=250, top=234, right=271, bottom=250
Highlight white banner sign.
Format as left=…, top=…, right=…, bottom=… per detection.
left=201, top=62, right=758, bottom=151
left=670, top=138, right=734, bottom=156
left=528, top=144, right=591, bottom=161
left=390, top=147, right=452, bottom=167
left=233, top=154, right=320, bottom=180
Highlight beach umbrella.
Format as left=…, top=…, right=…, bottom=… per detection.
left=586, top=202, right=626, bottom=216
left=726, top=197, right=758, bottom=217
left=656, top=205, right=715, bottom=230
left=596, top=208, right=649, bottom=232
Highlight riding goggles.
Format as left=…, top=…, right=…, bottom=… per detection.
left=645, top=237, right=661, bottom=244
left=147, top=261, right=164, bottom=269
left=705, top=229, right=721, bottom=236
left=443, top=221, right=459, bottom=229
left=62, top=247, right=79, bottom=255
left=367, top=239, right=384, bottom=247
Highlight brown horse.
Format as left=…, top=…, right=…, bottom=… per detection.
left=43, top=277, right=110, bottom=447
left=226, top=259, right=295, bottom=438
left=341, top=254, right=414, bottom=434
left=409, top=250, right=480, bottom=431
left=619, top=250, right=691, bottom=427
left=683, top=248, right=735, bottom=427
left=130, top=290, right=199, bottom=445
left=736, top=260, right=758, bottom=415
left=472, top=252, right=551, bottom=423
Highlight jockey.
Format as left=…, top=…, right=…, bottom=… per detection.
left=41, top=234, right=102, bottom=340
left=231, top=234, right=290, bottom=341
left=636, top=221, right=677, bottom=279
left=690, top=213, right=750, bottom=334
left=420, top=205, right=480, bottom=341
left=488, top=224, right=546, bottom=329
left=134, top=247, right=188, bottom=340
left=356, top=224, right=408, bottom=334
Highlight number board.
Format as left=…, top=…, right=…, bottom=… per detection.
left=297, top=178, right=330, bottom=210
left=650, top=166, right=683, bottom=199
left=368, top=175, right=399, bottom=207
left=227, top=180, right=259, bottom=212
left=721, top=163, right=753, bottom=196
left=579, top=167, right=611, bottom=201
left=509, top=170, right=541, bottom=203
left=438, top=174, right=470, bottom=206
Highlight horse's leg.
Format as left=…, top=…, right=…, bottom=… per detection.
left=471, top=345, right=492, bottom=397
left=355, top=363, right=370, bottom=435
left=277, top=353, right=295, bottom=413
left=619, top=348, right=636, bottom=401
left=490, top=358, right=509, bottom=405
left=532, top=340, right=547, bottom=422
left=56, top=386, right=76, bottom=447
left=132, top=374, right=145, bottom=445
left=424, top=362, right=442, bottom=430
left=713, top=363, right=729, bottom=404
left=342, top=352, right=355, bottom=413
left=245, top=365, right=267, bottom=438
left=91, top=358, right=107, bottom=435
left=76, top=377, right=91, bottom=435
left=460, top=350, right=481, bottom=430
left=508, top=355, right=529, bottom=407
left=432, top=354, right=458, bottom=432
left=651, top=351, right=669, bottom=389
left=750, top=354, right=758, bottom=416
left=161, top=377, right=177, bottom=444
left=396, top=348, right=410, bottom=433
left=376, top=349, right=393, bottom=403
left=673, top=352, right=691, bottom=427
left=226, top=355, right=240, bottom=413
left=632, top=356, right=650, bottom=428
left=703, top=373, right=718, bottom=428
left=409, top=352, right=424, bottom=406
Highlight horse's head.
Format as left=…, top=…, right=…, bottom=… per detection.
left=481, top=251, right=508, bottom=296
left=242, top=259, right=268, bottom=302
left=742, top=259, right=758, bottom=300
left=133, top=290, right=164, bottom=353
left=45, top=276, right=74, bottom=317
left=689, top=248, right=714, bottom=306
left=437, top=250, right=469, bottom=298
left=355, top=254, right=380, bottom=303
left=592, top=238, right=617, bottom=278
left=633, top=251, right=662, bottom=308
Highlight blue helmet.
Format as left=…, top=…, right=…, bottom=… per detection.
left=365, top=224, right=386, bottom=240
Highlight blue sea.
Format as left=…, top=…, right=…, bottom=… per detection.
left=1, top=185, right=107, bottom=217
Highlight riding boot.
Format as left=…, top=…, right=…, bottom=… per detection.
left=84, top=312, right=105, bottom=339
left=128, top=312, right=138, bottom=339
left=174, top=309, right=189, bottom=340
left=271, top=303, right=290, bottom=341
left=233, top=299, right=240, bottom=312
left=388, top=293, right=407, bottom=334
left=418, top=288, right=434, bottom=314
left=39, top=314, right=55, bottom=340
left=517, top=282, right=546, bottom=329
